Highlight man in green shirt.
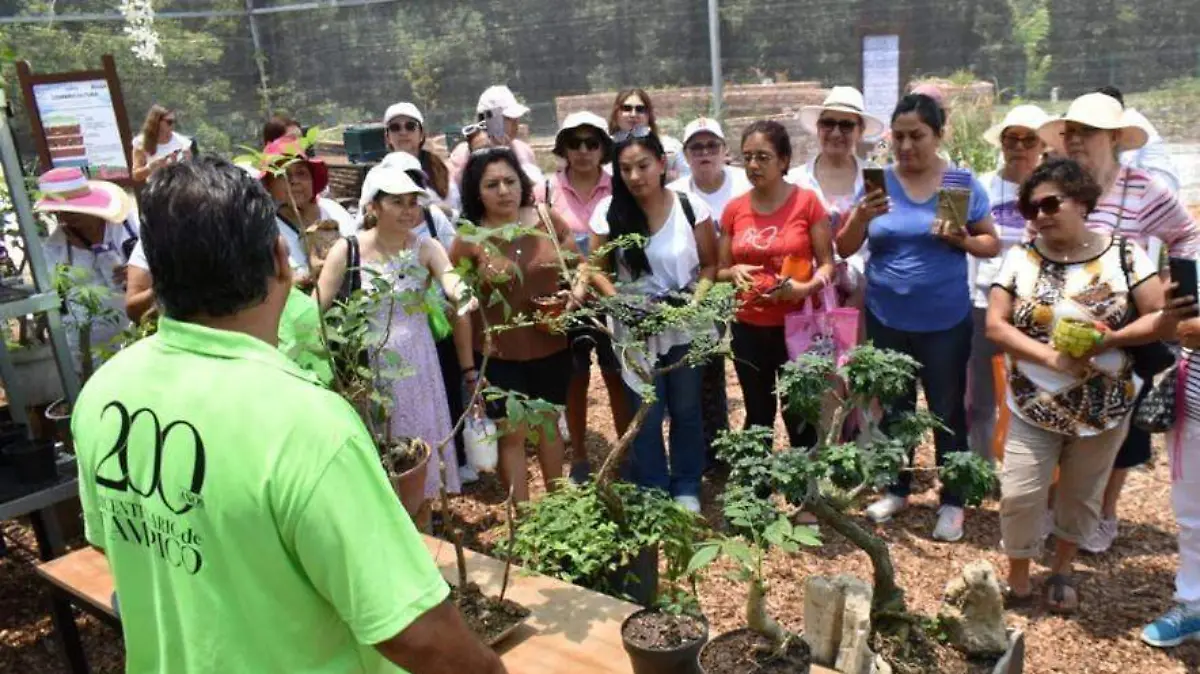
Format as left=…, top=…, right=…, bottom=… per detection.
left=73, top=157, right=504, bottom=674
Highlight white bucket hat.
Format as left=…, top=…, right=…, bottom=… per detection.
left=1037, top=93, right=1149, bottom=153
left=476, top=85, right=530, bottom=119
left=983, top=104, right=1052, bottom=148
left=553, top=112, right=611, bottom=157
left=359, top=165, right=425, bottom=213
left=799, top=86, right=886, bottom=140
left=382, top=102, right=424, bottom=127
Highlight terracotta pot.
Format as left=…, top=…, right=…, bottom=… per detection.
left=621, top=607, right=708, bottom=674
left=387, top=440, right=431, bottom=519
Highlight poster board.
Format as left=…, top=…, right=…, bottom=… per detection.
left=861, top=35, right=901, bottom=126
left=16, top=55, right=134, bottom=186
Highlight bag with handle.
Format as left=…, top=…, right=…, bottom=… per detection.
left=784, top=284, right=859, bottom=365
left=1134, top=358, right=1188, bottom=434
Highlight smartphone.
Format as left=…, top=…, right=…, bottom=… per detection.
left=486, top=107, right=507, bottom=143
left=1169, top=257, right=1200, bottom=318
left=862, top=167, right=887, bottom=196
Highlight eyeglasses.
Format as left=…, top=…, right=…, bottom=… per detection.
left=1062, top=123, right=1101, bottom=140
left=686, top=141, right=723, bottom=155
left=388, top=120, right=420, bottom=133
left=1001, top=133, right=1040, bottom=150
left=817, top=118, right=858, bottom=133
left=461, top=122, right=485, bottom=137
left=621, top=104, right=648, bottom=114
left=612, top=126, right=653, bottom=144
left=470, top=145, right=511, bottom=158
left=742, top=151, right=777, bottom=165
left=565, top=136, right=603, bottom=151
left=1019, top=194, right=1066, bottom=220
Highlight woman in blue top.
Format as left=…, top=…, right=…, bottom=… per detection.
left=837, top=94, right=1000, bottom=542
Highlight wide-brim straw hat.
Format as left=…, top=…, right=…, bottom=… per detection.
left=34, top=167, right=131, bottom=223
left=1037, top=93, right=1149, bottom=153
left=983, top=104, right=1052, bottom=148
left=799, top=86, right=886, bottom=140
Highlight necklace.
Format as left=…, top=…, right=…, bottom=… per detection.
left=1041, top=231, right=1105, bottom=264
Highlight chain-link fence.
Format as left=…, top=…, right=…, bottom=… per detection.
left=1, top=0, right=1197, bottom=164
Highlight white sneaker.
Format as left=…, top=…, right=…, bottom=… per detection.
left=674, top=495, right=702, bottom=514
left=1041, top=508, right=1055, bottom=541
left=458, top=465, right=480, bottom=485
left=865, top=494, right=908, bottom=523
left=933, top=505, right=965, bottom=542
left=1081, top=517, right=1118, bottom=554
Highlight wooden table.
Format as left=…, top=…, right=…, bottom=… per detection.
left=40, top=537, right=839, bottom=673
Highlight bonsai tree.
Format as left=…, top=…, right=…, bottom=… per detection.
left=52, top=263, right=121, bottom=382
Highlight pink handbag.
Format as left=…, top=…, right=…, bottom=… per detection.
left=784, top=284, right=860, bottom=365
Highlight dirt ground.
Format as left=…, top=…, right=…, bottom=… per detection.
left=2, top=364, right=1198, bottom=674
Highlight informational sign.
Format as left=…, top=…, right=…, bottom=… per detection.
left=33, top=80, right=128, bottom=180
left=862, top=35, right=901, bottom=125
left=17, top=55, right=134, bottom=186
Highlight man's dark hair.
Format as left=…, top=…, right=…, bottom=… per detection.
left=460, top=147, right=534, bottom=224
left=1095, top=85, right=1125, bottom=108
left=138, top=157, right=280, bottom=320
left=1019, top=157, right=1103, bottom=216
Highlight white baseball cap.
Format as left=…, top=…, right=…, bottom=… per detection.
left=359, top=165, right=425, bottom=212
left=383, top=102, right=424, bottom=127
left=476, top=85, right=530, bottom=118
left=682, top=117, right=725, bottom=145
left=378, top=151, right=424, bottom=175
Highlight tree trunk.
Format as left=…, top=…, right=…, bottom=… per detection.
left=746, top=577, right=785, bottom=644
left=806, top=497, right=906, bottom=618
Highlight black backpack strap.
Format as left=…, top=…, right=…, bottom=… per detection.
left=338, top=235, right=360, bottom=301
left=545, top=178, right=553, bottom=208
left=677, top=191, right=697, bottom=229
left=423, top=206, right=435, bottom=234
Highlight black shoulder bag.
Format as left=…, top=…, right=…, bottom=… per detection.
left=1117, top=234, right=1176, bottom=378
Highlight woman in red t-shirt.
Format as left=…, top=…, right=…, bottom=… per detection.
left=718, top=120, right=835, bottom=449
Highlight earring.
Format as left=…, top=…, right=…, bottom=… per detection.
left=364, top=213, right=378, bottom=229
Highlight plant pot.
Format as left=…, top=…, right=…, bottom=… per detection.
left=698, top=628, right=811, bottom=674
left=11, top=345, right=66, bottom=407
left=0, top=424, right=27, bottom=467
left=385, top=439, right=431, bottom=519
left=4, top=439, right=58, bottom=485
left=621, top=607, right=708, bottom=674
left=44, top=397, right=73, bottom=453
left=602, top=545, right=659, bottom=607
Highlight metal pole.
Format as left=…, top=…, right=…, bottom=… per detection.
left=246, top=0, right=273, bottom=114
left=707, top=0, right=723, bottom=120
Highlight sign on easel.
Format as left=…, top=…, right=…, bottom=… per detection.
left=862, top=35, right=901, bottom=125
left=16, top=54, right=133, bottom=186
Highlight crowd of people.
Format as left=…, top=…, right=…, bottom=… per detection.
left=37, top=77, right=1200, bottom=670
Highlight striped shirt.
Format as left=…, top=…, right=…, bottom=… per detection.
left=1086, top=166, right=1200, bottom=260
left=1184, top=349, right=1200, bottom=425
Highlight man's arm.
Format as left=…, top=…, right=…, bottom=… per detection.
left=375, top=599, right=506, bottom=674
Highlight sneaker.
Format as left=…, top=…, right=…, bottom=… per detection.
left=865, top=494, right=908, bottom=523
left=458, top=465, right=479, bottom=485
left=1041, top=508, right=1055, bottom=541
left=674, top=495, right=702, bottom=514
left=569, top=461, right=592, bottom=485
left=1142, top=604, right=1200, bottom=648
left=933, top=505, right=965, bottom=542
left=1081, top=517, right=1118, bottom=554
left=557, top=414, right=571, bottom=444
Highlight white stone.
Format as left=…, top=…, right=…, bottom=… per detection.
left=938, top=560, right=1009, bottom=657
left=835, top=580, right=875, bottom=674
left=803, top=576, right=845, bottom=666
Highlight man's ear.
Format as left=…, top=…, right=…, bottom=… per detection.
left=274, top=235, right=294, bottom=286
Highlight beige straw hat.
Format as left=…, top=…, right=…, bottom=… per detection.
left=1036, top=93, right=1149, bottom=153
left=983, top=105, right=1051, bottom=148
left=799, top=87, right=886, bottom=140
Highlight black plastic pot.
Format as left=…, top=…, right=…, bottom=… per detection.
left=604, top=545, right=659, bottom=607
left=5, top=440, right=57, bottom=485
left=622, top=608, right=708, bottom=674
left=44, top=398, right=73, bottom=453
left=0, top=424, right=26, bottom=467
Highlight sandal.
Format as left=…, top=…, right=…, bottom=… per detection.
left=1001, top=583, right=1035, bottom=609
left=1043, top=574, right=1079, bottom=614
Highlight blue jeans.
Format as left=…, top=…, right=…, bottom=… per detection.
left=866, top=309, right=973, bottom=507
left=623, top=344, right=706, bottom=497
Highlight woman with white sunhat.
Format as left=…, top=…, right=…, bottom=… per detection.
left=383, top=101, right=457, bottom=217
left=449, top=85, right=538, bottom=185
left=545, top=111, right=630, bottom=483
left=787, top=86, right=886, bottom=304
left=966, top=104, right=1050, bottom=460
left=1038, top=92, right=1200, bottom=555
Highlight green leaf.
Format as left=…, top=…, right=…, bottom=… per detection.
left=686, top=542, right=721, bottom=575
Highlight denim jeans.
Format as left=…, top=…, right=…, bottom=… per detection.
left=623, top=344, right=706, bottom=497
left=866, top=309, right=973, bottom=507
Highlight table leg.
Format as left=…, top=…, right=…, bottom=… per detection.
left=31, top=507, right=90, bottom=674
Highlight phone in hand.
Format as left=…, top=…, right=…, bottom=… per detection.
left=1169, top=257, right=1200, bottom=318
left=863, top=167, right=887, bottom=196
left=485, top=108, right=507, bottom=143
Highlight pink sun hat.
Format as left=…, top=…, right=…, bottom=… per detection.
left=34, top=167, right=132, bottom=223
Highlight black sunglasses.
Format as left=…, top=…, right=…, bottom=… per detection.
left=686, top=140, right=723, bottom=155
left=621, top=104, right=648, bottom=114
left=817, top=118, right=858, bottom=133
left=565, top=136, right=603, bottom=151
left=1020, top=194, right=1066, bottom=221
left=387, top=120, right=421, bottom=133
left=1001, top=134, right=1040, bottom=150
left=612, top=126, right=653, bottom=144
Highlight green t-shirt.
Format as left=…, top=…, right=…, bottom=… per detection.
left=73, top=317, right=448, bottom=673
left=278, top=286, right=334, bottom=386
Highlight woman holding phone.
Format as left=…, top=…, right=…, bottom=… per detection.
left=131, top=105, right=191, bottom=184
left=719, top=120, right=835, bottom=450
left=838, top=94, right=1000, bottom=543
